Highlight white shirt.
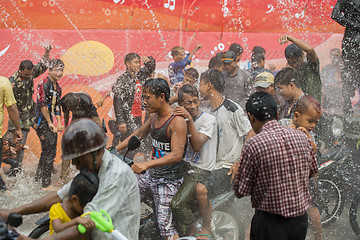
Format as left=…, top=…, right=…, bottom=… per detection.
left=184, top=112, right=217, bottom=171
left=210, top=98, right=252, bottom=169
left=57, top=150, right=141, bottom=240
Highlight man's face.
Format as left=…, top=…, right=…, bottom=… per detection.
left=293, top=106, right=321, bottom=132
left=174, top=49, right=186, bottom=62
left=222, top=61, right=236, bottom=74
left=183, top=74, right=196, bottom=85
left=48, top=66, right=64, bottom=82
left=126, top=57, right=141, bottom=74
left=18, top=68, right=33, bottom=80
left=71, top=152, right=94, bottom=172
left=180, top=93, right=200, bottom=118
left=286, top=57, right=303, bottom=69
left=198, top=78, right=210, bottom=99
left=256, top=84, right=275, bottom=96
left=142, top=89, right=161, bottom=113
left=276, top=83, right=293, bottom=102
left=330, top=52, right=341, bottom=66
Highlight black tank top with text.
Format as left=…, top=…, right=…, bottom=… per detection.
left=149, top=114, right=184, bottom=179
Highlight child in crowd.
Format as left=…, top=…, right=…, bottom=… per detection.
left=49, top=171, right=99, bottom=236
left=279, top=94, right=321, bottom=151
left=168, top=44, right=202, bottom=85
left=170, top=68, right=200, bottom=105
left=183, top=68, right=199, bottom=86
left=280, top=94, right=323, bottom=240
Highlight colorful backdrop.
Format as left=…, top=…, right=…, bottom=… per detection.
left=0, top=0, right=344, bottom=165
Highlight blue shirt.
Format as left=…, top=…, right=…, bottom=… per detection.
left=168, top=53, right=191, bottom=85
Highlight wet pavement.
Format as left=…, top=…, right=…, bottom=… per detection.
left=0, top=162, right=359, bottom=239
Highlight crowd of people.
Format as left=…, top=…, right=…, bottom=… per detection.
left=0, top=8, right=358, bottom=238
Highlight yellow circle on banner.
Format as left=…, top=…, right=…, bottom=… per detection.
left=61, top=41, right=114, bottom=76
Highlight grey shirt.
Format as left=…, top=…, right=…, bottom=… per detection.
left=57, top=150, right=141, bottom=240
left=223, top=67, right=252, bottom=109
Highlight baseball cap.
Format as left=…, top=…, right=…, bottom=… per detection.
left=221, top=51, right=236, bottom=63
left=254, top=72, right=274, bottom=88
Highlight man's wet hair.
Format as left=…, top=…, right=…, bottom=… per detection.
left=178, top=84, right=199, bottom=104
left=69, top=170, right=99, bottom=208
left=200, top=69, right=225, bottom=93
left=246, top=91, right=277, bottom=122
left=251, top=53, right=265, bottom=64
left=171, top=46, right=184, bottom=57
left=61, top=92, right=92, bottom=111
left=185, top=68, right=199, bottom=81
left=252, top=46, right=266, bottom=56
left=143, top=78, right=170, bottom=102
left=19, top=60, right=34, bottom=71
left=294, top=95, right=322, bottom=115
left=274, top=67, right=301, bottom=88
left=229, top=43, right=243, bottom=56
left=124, top=53, right=140, bottom=65
left=49, top=59, right=64, bottom=70
left=285, top=44, right=303, bottom=59
left=208, top=55, right=223, bottom=69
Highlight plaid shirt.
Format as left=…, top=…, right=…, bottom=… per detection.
left=233, top=120, right=318, bottom=218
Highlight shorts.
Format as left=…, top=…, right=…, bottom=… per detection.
left=201, top=168, right=232, bottom=199
left=137, top=171, right=183, bottom=237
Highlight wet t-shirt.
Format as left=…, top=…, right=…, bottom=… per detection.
left=297, top=59, right=321, bottom=102
left=210, top=98, right=252, bottom=169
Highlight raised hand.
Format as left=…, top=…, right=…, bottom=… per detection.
left=279, top=35, right=290, bottom=45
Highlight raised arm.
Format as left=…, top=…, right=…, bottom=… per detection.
left=188, top=44, right=203, bottom=60
left=279, top=35, right=318, bottom=64
left=33, top=45, right=52, bottom=78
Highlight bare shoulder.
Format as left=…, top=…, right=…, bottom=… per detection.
left=169, top=115, right=187, bottom=130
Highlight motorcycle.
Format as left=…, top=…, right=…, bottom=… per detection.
left=29, top=136, right=245, bottom=240
left=316, top=113, right=360, bottom=227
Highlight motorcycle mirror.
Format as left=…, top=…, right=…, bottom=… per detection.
left=128, top=136, right=141, bottom=151
left=7, top=213, right=22, bottom=228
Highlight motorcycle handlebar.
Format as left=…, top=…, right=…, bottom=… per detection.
left=0, top=213, right=23, bottom=240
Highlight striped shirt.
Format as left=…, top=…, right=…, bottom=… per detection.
left=57, top=150, right=141, bottom=239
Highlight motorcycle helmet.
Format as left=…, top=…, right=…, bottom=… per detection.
left=61, top=119, right=108, bottom=161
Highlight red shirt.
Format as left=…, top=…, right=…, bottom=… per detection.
left=233, top=120, right=318, bottom=218
left=130, top=79, right=142, bottom=118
